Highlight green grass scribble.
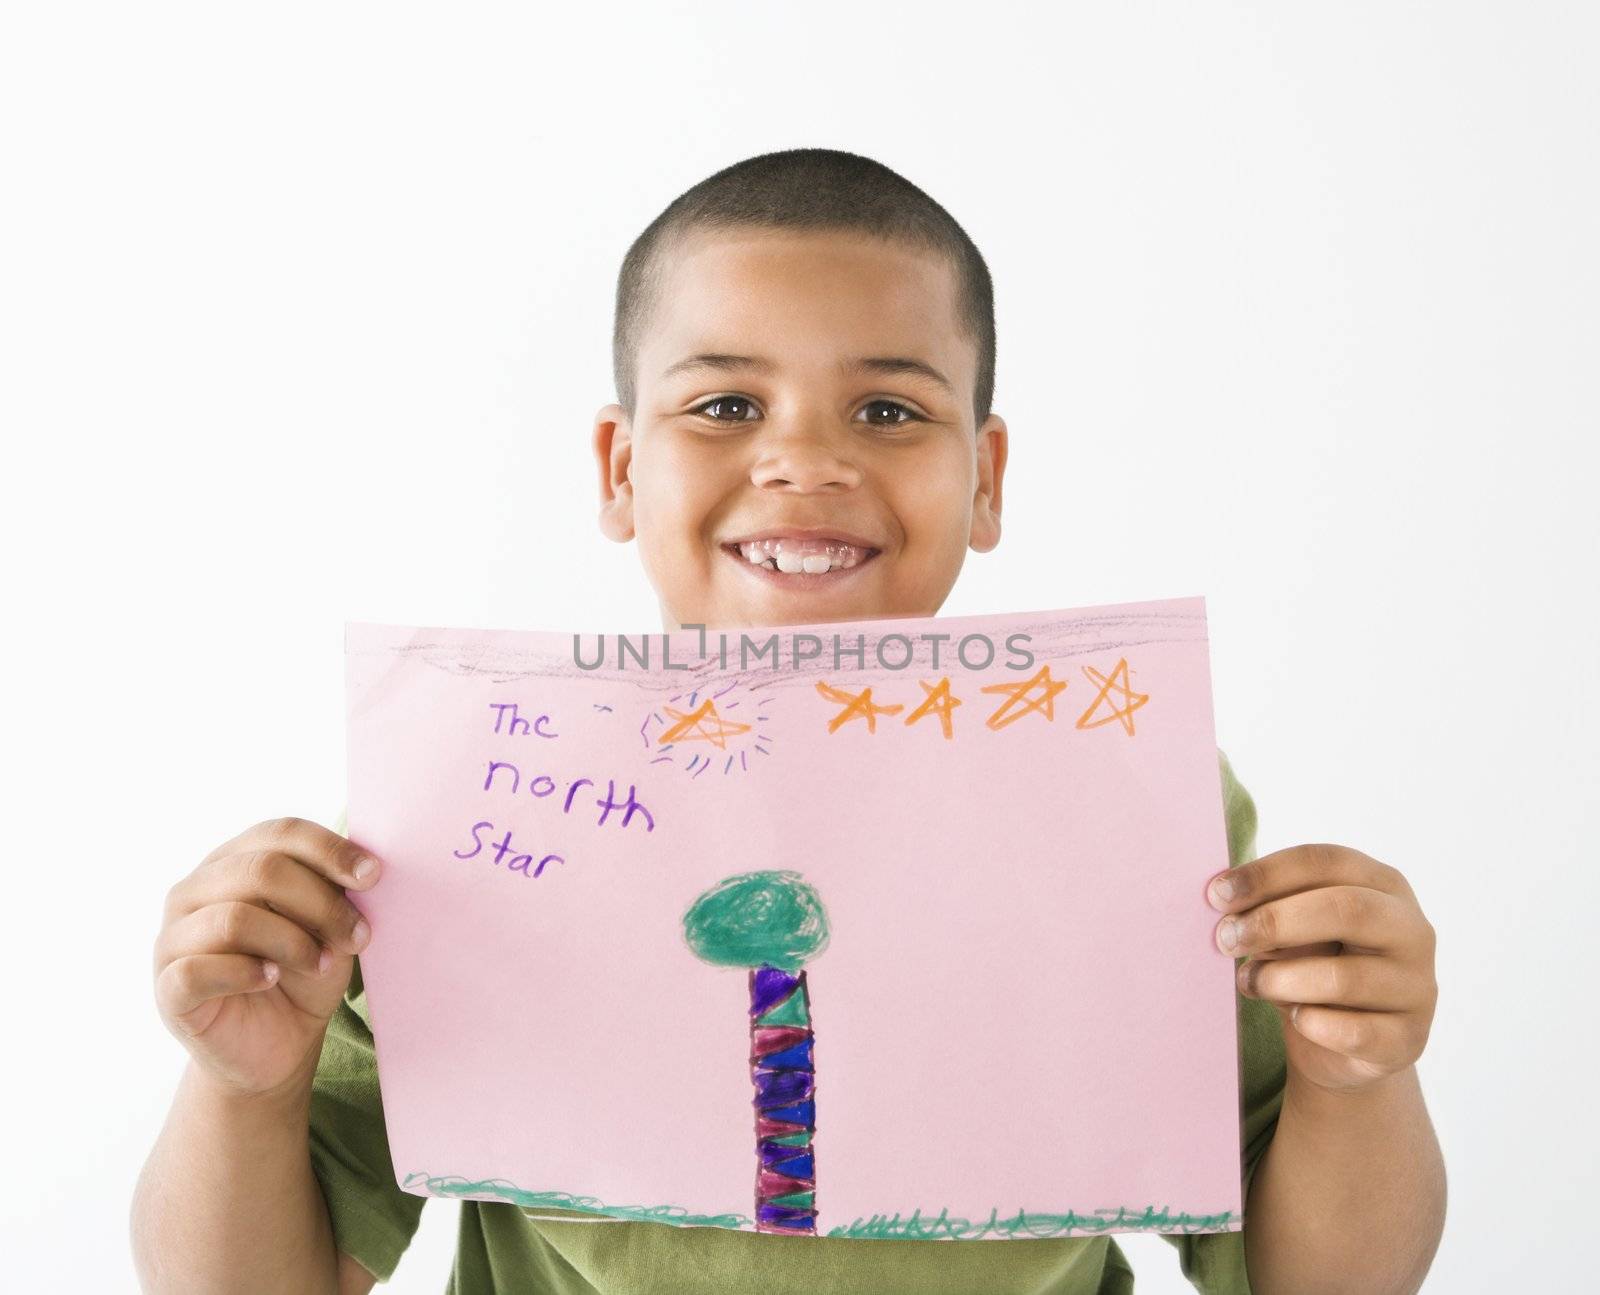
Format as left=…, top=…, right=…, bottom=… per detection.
left=824, top=1205, right=1237, bottom=1240
left=403, top=1173, right=753, bottom=1230
left=405, top=1173, right=1234, bottom=1241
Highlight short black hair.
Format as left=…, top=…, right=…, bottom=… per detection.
left=613, top=147, right=995, bottom=427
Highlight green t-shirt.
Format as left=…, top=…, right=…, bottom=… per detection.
left=311, top=751, right=1284, bottom=1293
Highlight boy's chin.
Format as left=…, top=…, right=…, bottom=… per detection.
left=667, top=590, right=885, bottom=633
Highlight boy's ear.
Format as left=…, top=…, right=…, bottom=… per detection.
left=593, top=403, right=636, bottom=543
left=968, top=412, right=1007, bottom=553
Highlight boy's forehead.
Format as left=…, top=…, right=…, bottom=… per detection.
left=638, top=227, right=971, bottom=392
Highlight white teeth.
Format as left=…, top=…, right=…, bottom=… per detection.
left=733, top=537, right=870, bottom=574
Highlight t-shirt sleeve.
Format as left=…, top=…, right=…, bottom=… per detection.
left=307, top=809, right=427, bottom=1283
left=1159, top=750, right=1288, bottom=1295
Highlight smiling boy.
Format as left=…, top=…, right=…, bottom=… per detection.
left=134, top=148, right=1445, bottom=1294
left=601, top=201, right=1000, bottom=631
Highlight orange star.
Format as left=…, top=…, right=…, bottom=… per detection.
left=980, top=664, right=1068, bottom=730
left=1075, top=659, right=1149, bottom=735
left=657, top=699, right=751, bottom=750
left=903, top=677, right=962, bottom=739
left=815, top=681, right=904, bottom=733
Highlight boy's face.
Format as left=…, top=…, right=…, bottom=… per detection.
left=594, top=227, right=1007, bottom=631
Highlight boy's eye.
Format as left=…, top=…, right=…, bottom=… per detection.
left=693, top=396, right=759, bottom=423
left=857, top=399, right=918, bottom=427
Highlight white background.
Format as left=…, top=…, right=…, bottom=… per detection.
left=3, top=3, right=1596, bottom=1291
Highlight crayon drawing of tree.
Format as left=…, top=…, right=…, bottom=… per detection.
left=682, top=870, right=831, bottom=1234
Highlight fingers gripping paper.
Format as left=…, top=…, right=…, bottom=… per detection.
left=343, top=596, right=1242, bottom=1242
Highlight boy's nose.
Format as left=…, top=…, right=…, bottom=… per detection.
left=748, top=420, right=863, bottom=493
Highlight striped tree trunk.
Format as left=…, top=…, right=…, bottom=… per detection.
left=748, top=963, right=816, bottom=1233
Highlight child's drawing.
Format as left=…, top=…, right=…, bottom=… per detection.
left=682, top=870, right=830, bottom=1233
left=344, top=598, right=1243, bottom=1240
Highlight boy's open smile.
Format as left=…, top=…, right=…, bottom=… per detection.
left=714, top=524, right=888, bottom=611
left=721, top=528, right=881, bottom=589
left=595, top=226, right=1008, bottom=631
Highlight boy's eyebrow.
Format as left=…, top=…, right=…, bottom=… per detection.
left=661, top=353, right=954, bottom=395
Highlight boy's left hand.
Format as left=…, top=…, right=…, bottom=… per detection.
left=1207, top=844, right=1437, bottom=1094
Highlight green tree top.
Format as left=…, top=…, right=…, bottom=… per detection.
left=682, top=869, right=831, bottom=971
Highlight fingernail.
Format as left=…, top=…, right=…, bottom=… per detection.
left=262, top=960, right=279, bottom=981
left=1216, top=919, right=1239, bottom=952
left=351, top=918, right=371, bottom=950
left=353, top=857, right=380, bottom=884
left=1207, top=876, right=1234, bottom=909
left=317, top=947, right=333, bottom=975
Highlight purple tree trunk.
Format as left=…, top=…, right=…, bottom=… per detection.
left=748, top=963, right=817, bottom=1233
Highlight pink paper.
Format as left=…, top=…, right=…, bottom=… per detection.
left=344, top=595, right=1242, bottom=1241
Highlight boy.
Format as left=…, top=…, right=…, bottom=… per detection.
left=133, top=148, right=1445, bottom=1293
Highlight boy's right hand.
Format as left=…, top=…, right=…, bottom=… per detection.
left=153, top=817, right=382, bottom=1101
